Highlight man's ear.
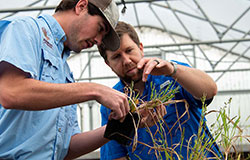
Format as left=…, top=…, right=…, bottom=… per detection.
left=139, top=42, right=144, bottom=57
left=75, top=0, right=88, bottom=15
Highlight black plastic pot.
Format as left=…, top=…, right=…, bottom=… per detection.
left=104, top=112, right=139, bottom=146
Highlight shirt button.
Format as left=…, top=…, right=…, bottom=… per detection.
left=58, top=128, right=61, bottom=132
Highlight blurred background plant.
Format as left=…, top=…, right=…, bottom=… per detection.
left=208, top=98, right=250, bottom=160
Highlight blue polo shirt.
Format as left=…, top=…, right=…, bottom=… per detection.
left=0, top=14, right=80, bottom=160
left=100, top=61, right=222, bottom=160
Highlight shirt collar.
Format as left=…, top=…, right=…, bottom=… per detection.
left=38, top=14, right=66, bottom=45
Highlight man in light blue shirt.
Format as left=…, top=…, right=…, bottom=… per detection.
left=0, top=0, right=130, bottom=159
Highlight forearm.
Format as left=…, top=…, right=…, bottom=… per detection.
left=0, top=61, right=129, bottom=119
left=0, top=64, right=100, bottom=110
left=64, top=126, right=109, bottom=160
left=138, top=58, right=217, bottom=100
left=172, top=65, right=217, bottom=99
left=1, top=78, right=99, bottom=110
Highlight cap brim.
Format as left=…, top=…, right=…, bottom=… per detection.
left=102, top=23, right=120, bottom=51
left=96, top=4, right=120, bottom=51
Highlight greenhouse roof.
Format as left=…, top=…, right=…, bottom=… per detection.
left=1, top=0, right=250, bottom=82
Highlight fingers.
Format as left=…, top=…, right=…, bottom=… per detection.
left=119, top=116, right=126, bottom=123
left=142, top=110, right=157, bottom=128
left=98, top=86, right=130, bottom=120
left=137, top=58, right=148, bottom=69
left=138, top=104, right=167, bottom=128
left=109, top=110, right=124, bottom=121
left=153, top=59, right=160, bottom=65
left=162, top=105, right=167, bottom=115
left=142, top=59, right=159, bottom=82
left=109, top=95, right=130, bottom=120
left=117, top=94, right=130, bottom=120
left=155, top=104, right=166, bottom=119
left=108, top=111, right=116, bottom=120
left=137, top=58, right=164, bottom=82
left=109, top=111, right=126, bottom=123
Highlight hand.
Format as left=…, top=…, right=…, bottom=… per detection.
left=137, top=57, right=175, bottom=82
left=96, top=84, right=130, bottom=120
left=138, top=103, right=167, bottom=128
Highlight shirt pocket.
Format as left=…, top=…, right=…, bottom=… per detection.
left=40, top=50, right=60, bottom=83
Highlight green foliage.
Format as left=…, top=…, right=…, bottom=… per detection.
left=124, top=82, right=250, bottom=160
left=125, top=81, right=179, bottom=113
left=211, top=98, right=250, bottom=160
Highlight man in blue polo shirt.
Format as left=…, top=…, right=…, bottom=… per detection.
left=98, top=21, right=223, bottom=160
left=0, top=0, right=131, bottom=159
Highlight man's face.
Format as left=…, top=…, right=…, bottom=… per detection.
left=106, top=33, right=144, bottom=83
left=66, top=12, right=109, bottom=53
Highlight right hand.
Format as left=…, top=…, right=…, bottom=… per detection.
left=96, top=84, right=130, bottom=120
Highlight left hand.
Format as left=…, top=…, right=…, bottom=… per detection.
left=138, top=103, right=167, bottom=128
left=137, top=57, right=174, bottom=82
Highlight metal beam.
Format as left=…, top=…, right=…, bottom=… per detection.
left=151, top=2, right=250, bottom=36
left=218, top=89, right=250, bottom=95
left=206, top=68, right=250, bottom=73
left=143, top=38, right=250, bottom=48
left=0, top=0, right=164, bottom=13
left=0, top=6, right=56, bottom=13
left=136, top=25, right=250, bottom=61
left=79, top=38, right=250, bottom=54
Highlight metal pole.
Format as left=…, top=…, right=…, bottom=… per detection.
left=88, top=102, right=94, bottom=130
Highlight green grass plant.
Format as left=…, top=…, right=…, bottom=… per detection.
left=123, top=82, right=250, bottom=160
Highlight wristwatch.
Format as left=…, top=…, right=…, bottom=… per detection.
left=168, top=61, right=177, bottom=77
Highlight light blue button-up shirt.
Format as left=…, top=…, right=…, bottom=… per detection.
left=0, top=14, right=80, bottom=160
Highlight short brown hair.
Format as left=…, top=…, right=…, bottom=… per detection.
left=98, top=21, right=140, bottom=61
left=55, top=0, right=103, bottom=17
